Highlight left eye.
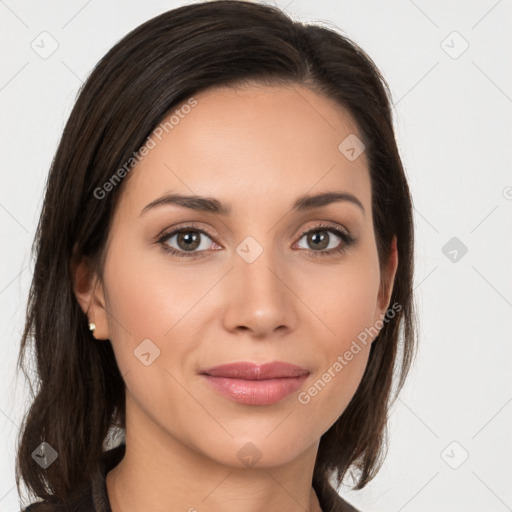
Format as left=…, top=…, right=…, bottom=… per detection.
left=295, top=228, right=344, bottom=252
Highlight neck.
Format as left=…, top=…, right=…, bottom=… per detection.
left=106, top=400, right=323, bottom=512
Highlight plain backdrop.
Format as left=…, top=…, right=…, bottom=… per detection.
left=1, top=1, right=511, bottom=511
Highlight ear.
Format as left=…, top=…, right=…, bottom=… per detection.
left=376, top=234, right=399, bottom=318
left=71, top=253, right=110, bottom=340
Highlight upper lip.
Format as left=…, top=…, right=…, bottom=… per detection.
left=200, top=361, right=310, bottom=380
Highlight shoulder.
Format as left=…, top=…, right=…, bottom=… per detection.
left=21, top=465, right=99, bottom=512
left=22, top=494, right=94, bottom=512
left=329, top=493, right=361, bottom=512
left=315, top=480, right=361, bottom=512
left=23, top=505, right=42, bottom=512
left=22, top=496, right=92, bottom=512
left=21, top=443, right=125, bottom=512
left=22, top=503, right=66, bottom=512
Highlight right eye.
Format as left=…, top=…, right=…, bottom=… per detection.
left=157, top=226, right=220, bottom=259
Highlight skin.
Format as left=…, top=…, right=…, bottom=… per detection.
left=74, top=83, right=398, bottom=512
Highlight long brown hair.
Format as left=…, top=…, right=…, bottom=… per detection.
left=16, top=0, right=417, bottom=507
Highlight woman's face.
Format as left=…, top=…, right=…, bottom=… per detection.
left=80, top=83, right=397, bottom=468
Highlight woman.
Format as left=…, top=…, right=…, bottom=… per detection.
left=17, top=1, right=417, bottom=511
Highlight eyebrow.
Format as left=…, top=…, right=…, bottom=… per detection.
left=139, top=191, right=365, bottom=217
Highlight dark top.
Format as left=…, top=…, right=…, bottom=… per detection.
left=23, top=443, right=360, bottom=512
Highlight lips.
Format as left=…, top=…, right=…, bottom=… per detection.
left=199, top=361, right=310, bottom=405
left=200, top=361, right=310, bottom=380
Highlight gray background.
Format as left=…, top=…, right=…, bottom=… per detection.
left=1, top=0, right=511, bottom=510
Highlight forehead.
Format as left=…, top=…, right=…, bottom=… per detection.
left=117, top=83, right=371, bottom=218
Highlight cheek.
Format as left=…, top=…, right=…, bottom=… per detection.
left=295, top=287, right=377, bottom=441
left=291, top=249, right=380, bottom=431
left=101, top=240, right=212, bottom=427
left=101, top=236, right=209, bottom=375
left=297, top=249, right=381, bottom=353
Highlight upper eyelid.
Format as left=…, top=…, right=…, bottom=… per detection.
left=157, top=223, right=216, bottom=242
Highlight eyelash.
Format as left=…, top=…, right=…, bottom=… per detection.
left=156, top=222, right=355, bottom=260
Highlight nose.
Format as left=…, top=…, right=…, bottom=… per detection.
left=221, top=245, right=298, bottom=338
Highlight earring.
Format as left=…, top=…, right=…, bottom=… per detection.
left=89, top=322, right=96, bottom=333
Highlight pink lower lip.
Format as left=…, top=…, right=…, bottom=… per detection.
left=201, top=374, right=309, bottom=405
